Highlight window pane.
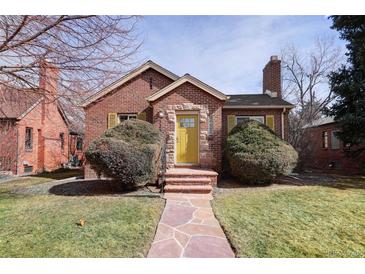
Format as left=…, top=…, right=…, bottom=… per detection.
left=331, top=131, right=340, bottom=149
left=251, top=117, right=264, bottom=123
left=25, top=127, right=33, bottom=150
left=118, top=114, right=137, bottom=123
left=322, top=131, right=328, bottom=148
left=236, top=116, right=264, bottom=125
left=236, top=117, right=249, bottom=124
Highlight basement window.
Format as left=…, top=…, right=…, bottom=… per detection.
left=24, top=166, right=33, bottom=173
left=25, top=127, right=33, bottom=150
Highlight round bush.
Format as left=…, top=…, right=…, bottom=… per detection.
left=85, top=119, right=164, bottom=188
left=226, top=120, right=298, bottom=184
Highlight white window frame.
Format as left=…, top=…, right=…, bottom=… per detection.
left=118, top=114, right=137, bottom=123
left=236, top=116, right=265, bottom=124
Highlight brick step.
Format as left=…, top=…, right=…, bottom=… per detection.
left=165, top=169, right=218, bottom=177
left=165, top=177, right=211, bottom=185
left=164, top=184, right=212, bottom=194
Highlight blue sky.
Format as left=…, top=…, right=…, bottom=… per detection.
left=136, top=16, right=346, bottom=95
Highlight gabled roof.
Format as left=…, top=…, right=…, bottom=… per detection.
left=223, top=94, right=294, bottom=109
left=0, top=86, right=43, bottom=119
left=302, top=116, right=335, bottom=129
left=59, top=98, right=85, bottom=135
left=146, top=74, right=228, bottom=102
left=81, top=60, right=179, bottom=107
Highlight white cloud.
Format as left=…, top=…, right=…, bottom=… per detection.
left=138, top=16, right=346, bottom=95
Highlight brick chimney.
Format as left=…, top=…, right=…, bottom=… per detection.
left=39, top=60, right=59, bottom=95
left=38, top=60, right=59, bottom=124
left=263, top=55, right=281, bottom=98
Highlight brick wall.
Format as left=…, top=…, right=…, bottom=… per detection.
left=263, top=56, right=281, bottom=98
left=15, top=100, right=69, bottom=175
left=151, top=82, right=225, bottom=172
left=301, top=123, right=365, bottom=174
left=84, top=68, right=174, bottom=149
left=222, top=108, right=289, bottom=141
left=84, top=68, right=174, bottom=178
left=0, top=120, right=18, bottom=174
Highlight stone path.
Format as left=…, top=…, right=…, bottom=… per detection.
left=147, top=193, right=235, bottom=258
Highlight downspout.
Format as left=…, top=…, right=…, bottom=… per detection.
left=15, top=122, right=19, bottom=175
left=281, top=107, right=286, bottom=139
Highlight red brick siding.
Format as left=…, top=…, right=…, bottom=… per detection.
left=84, top=68, right=174, bottom=149
left=83, top=68, right=174, bottom=178
left=0, top=120, right=18, bottom=174
left=222, top=108, right=289, bottom=141
left=302, top=123, right=365, bottom=174
left=263, top=58, right=281, bottom=98
left=151, top=82, right=225, bottom=172
left=15, top=101, right=69, bottom=175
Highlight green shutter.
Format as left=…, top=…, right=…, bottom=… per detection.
left=107, top=113, right=118, bottom=129
left=227, top=115, right=236, bottom=134
left=266, top=115, right=275, bottom=131
left=137, top=112, right=147, bottom=121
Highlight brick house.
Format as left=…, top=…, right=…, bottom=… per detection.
left=82, top=56, right=294, bottom=190
left=302, top=117, right=365, bottom=174
left=0, top=63, right=84, bottom=175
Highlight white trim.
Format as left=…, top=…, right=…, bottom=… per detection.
left=281, top=107, right=286, bottom=139
left=81, top=60, right=179, bottom=107
left=17, top=98, right=43, bottom=120
left=146, top=74, right=228, bottom=102
left=223, top=105, right=294, bottom=109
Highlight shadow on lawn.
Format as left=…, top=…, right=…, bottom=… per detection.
left=276, top=173, right=365, bottom=190
left=31, top=168, right=83, bottom=180
left=49, top=179, right=141, bottom=196
left=218, top=173, right=365, bottom=190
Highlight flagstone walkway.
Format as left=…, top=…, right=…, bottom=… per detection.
left=147, top=193, right=235, bottom=258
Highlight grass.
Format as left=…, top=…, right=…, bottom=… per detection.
left=212, top=182, right=365, bottom=258
left=0, top=169, right=164, bottom=257
left=0, top=168, right=83, bottom=195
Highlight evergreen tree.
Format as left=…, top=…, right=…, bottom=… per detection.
left=326, top=16, right=365, bottom=153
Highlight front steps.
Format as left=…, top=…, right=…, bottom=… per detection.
left=163, top=168, right=218, bottom=194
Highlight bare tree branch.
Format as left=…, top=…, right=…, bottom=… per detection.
left=0, top=15, right=142, bottom=106
left=281, top=35, right=344, bottom=149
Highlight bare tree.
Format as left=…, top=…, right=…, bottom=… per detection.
left=281, top=36, right=343, bottom=149
left=0, top=16, right=141, bottom=103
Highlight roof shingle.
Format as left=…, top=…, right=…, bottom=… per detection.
left=0, top=86, right=43, bottom=119
left=224, top=94, right=294, bottom=108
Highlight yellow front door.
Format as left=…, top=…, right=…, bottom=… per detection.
left=176, top=114, right=199, bottom=164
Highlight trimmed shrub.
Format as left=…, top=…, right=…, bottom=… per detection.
left=226, top=120, right=298, bottom=184
left=85, top=119, right=164, bottom=188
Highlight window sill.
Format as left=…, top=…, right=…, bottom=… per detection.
left=25, top=149, right=33, bottom=152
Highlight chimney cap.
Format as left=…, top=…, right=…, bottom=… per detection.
left=270, top=55, right=279, bottom=61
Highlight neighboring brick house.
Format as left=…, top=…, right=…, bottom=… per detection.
left=82, top=56, right=294, bottom=179
left=0, top=63, right=84, bottom=175
left=302, top=117, right=365, bottom=174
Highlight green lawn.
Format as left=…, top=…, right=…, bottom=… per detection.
left=212, top=181, right=365, bottom=258
left=0, top=170, right=164, bottom=257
